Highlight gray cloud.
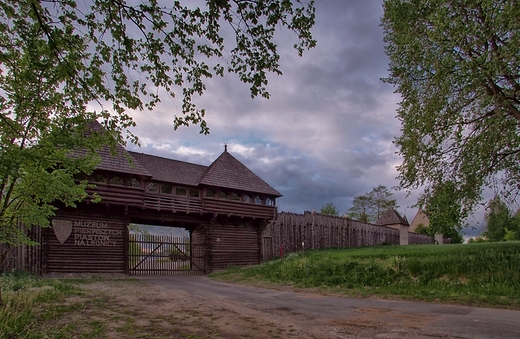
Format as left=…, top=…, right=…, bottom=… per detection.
left=126, top=1, right=484, bottom=234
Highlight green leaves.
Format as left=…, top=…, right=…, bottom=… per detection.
left=319, top=202, right=339, bottom=217
left=0, top=0, right=315, bottom=266
left=383, top=0, right=520, bottom=218
left=348, top=185, right=399, bottom=223
left=483, top=195, right=520, bottom=241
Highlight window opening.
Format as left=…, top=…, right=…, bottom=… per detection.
left=110, top=176, right=125, bottom=185
left=175, top=187, right=187, bottom=196
left=161, top=184, right=173, bottom=195
left=92, top=174, right=107, bottom=184
left=146, top=182, right=159, bottom=192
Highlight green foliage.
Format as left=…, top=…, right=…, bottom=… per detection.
left=214, top=242, right=520, bottom=307
left=414, top=223, right=432, bottom=236
left=483, top=195, right=520, bottom=241
left=319, top=202, right=339, bottom=216
left=468, top=236, right=489, bottom=243
left=382, top=0, right=520, bottom=220
left=0, top=0, right=316, bottom=267
left=348, top=185, right=398, bottom=223
left=424, top=181, right=464, bottom=243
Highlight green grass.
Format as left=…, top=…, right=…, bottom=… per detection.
left=0, top=271, right=79, bottom=339
left=211, top=241, right=520, bottom=308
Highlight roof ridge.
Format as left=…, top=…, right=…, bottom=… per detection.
left=127, top=150, right=208, bottom=169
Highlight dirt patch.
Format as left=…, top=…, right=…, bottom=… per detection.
left=44, top=278, right=463, bottom=339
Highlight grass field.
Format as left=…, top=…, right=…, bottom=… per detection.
left=212, top=241, right=520, bottom=309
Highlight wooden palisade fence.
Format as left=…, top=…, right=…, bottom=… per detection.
left=262, top=211, right=434, bottom=261
left=0, top=225, right=42, bottom=275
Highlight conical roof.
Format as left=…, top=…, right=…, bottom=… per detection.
left=198, top=149, right=282, bottom=197
left=376, top=208, right=409, bottom=226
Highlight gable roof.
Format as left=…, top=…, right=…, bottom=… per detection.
left=409, top=208, right=430, bottom=232
left=198, top=150, right=282, bottom=197
left=95, top=145, right=152, bottom=177
left=128, top=151, right=207, bottom=186
left=82, top=121, right=281, bottom=196
left=71, top=121, right=151, bottom=178
left=376, top=208, right=409, bottom=226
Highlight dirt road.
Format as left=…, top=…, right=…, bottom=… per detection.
left=102, top=275, right=517, bottom=339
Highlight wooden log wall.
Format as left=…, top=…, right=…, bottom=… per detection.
left=409, top=232, right=435, bottom=245
left=0, top=225, right=42, bottom=274
left=263, top=211, right=433, bottom=261
left=43, top=212, right=129, bottom=274
left=208, top=218, right=262, bottom=271
left=191, top=226, right=208, bottom=273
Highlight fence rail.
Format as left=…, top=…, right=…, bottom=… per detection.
left=128, top=233, right=204, bottom=275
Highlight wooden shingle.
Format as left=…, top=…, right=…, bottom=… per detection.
left=198, top=149, right=282, bottom=197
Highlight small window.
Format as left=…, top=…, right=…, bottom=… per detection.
left=217, top=191, right=227, bottom=200
left=230, top=192, right=240, bottom=201
left=161, top=184, right=173, bottom=195
left=110, top=176, right=125, bottom=185
left=205, top=189, right=215, bottom=198
left=92, top=174, right=107, bottom=184
left=189, top=188, right=200, bottom=198
left=254, top=196, right=263, bottom=204
left=146, top=182, right=159, bottom=192
left=243, top=195, right=251, bottom=203
left=175, top=187, right=187, bottom=196
left=127, top=178, right=140, bottom=188
left=267, top=198, right=275, bottom=206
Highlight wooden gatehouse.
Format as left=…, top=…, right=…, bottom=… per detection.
left=44, top=141, right=282, bottom=275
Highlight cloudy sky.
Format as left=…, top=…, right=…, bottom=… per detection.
left=124, top=1, right=484, bottom=235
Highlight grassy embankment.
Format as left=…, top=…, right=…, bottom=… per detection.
left=212, top=241, right=520, bottom=309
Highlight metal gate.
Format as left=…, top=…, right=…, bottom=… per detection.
left=128, top=233, right=205, bottom=275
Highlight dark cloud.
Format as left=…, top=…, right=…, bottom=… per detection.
left=127, top=1, right=488, bottom=229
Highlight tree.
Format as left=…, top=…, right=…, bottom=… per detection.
left=348, top=185, right=398, bottom=223
left=483, top=195, right=516, bottom=241
left=320, top=202, right=339, bottom=217
left=423, top=181, right=464, bottom=243
left=382, top=0, right=520, bottom=223
left=0, top=0, right=316, bottom=275
left=347, top=195, right=372, bottom=223
left=369, top=185, right=398, bottom=221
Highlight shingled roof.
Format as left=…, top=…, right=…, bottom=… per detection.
left=82, top=121, right=281, bottom=196
left=71, top=121, right=151, bottom=178
left=198, top=149, right=282, bottom=197
left=128, top=151, right=207, bottom=186
left=376, top=208, right=409, bottom=226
